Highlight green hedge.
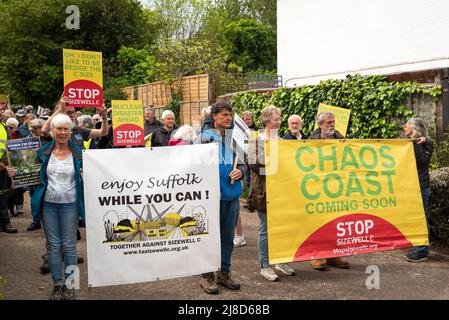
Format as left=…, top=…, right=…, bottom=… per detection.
left=231, top=74, right=441, bottom=138
left=429, top=167, right=449, bottom=245
left=231, top=74, right=448, bottom=245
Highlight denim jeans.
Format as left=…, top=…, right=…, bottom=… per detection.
left=0, top=170, right=10, bottom=226
left=258, top=211, right=270, bottom=268
left=219, top=198, right=240, bottom=271
left=244, top=165, right=251, bottom=189
left=42, top=201, right=79, bottom=286
left=412, top=187, right=431, bottom=256
left=29, top=186, right=41, bottom=227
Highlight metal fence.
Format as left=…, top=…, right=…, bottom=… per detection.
left=211, top=72, right=283, bottom=98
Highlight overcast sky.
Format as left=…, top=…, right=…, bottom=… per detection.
left=138, top=0, right=151, bottom=8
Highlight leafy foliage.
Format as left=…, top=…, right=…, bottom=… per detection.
left=103, top=84, right=129, bottom=109
left=430, top=132, right=449, bottom=169
left=232, top=74, right=441, bottom=138
left=208, top=0, right=276, bottom=30
left=164, top=93, right=181, bottom=125
left=429, top=167, right=449, bottom=245
left=0, top=0, right=157, bottom=106
left=0, top=0, right=279, bottom=107
left=222, top=19, right=276, bottom=72
left=0, top=275, right=4, bottom=300
left=111, top=46, right=162, bottom=87
left=155, top=38, right=230, bottom=80
left=149, top=0, right=211, bottom=40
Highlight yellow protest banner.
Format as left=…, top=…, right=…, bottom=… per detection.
left=112, top=100, right=144, bottom=146
left=63, top=49, right=103, bottom=108
left=314, top=103, right=351, bottom=137
left=266, top=140, right=428, bottom=264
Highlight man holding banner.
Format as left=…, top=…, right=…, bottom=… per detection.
left=309, top=111, right=344, bottom=140
left=308, top=111, right=350, bottom=271
left=196, top=102, right=244, bottom=294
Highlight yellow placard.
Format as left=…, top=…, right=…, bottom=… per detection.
left=314, top=103, right=351, bottom=137
left=63, top=49, right=103, bottom=108
left=63, top=49, right=102, bottom=87
left=112, top=100, right=144, bottom=146
left=266, top=139, right=428, bottom=264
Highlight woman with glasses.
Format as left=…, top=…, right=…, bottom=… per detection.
left=6, top=118, right=22, bottom=140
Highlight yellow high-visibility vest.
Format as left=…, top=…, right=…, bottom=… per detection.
left=83, top=138, right=92, bottom=150
left=0, top=122, right=8, bottom=159
left=145, top=133, right=152, bottom=148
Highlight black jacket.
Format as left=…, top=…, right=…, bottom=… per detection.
left=91, top=126, right=114, bottom=149
left=151, top=126, right=175, bottom=147
left=248, top=123, right=259, bottom=130
left=283, top=130, right=307, bottom=140
left=308, top=128, right=344, bottom=139
left=413, top=139, right=433, bottom=189
left=144, top=119, right=162, bottom=136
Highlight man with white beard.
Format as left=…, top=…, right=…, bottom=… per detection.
left=308, top=111, right=344, bottom=139
left=308, top=111, right=349, bottom=271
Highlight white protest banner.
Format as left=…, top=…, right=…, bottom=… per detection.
left=231, top=113, right=251, bottom=162
left=84, top=144, right=220, bottom=287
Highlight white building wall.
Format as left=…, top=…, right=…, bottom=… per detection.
left=278, top=0, right=449, bottom=86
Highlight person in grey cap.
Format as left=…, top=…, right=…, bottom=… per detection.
left=15, top=108, right=26, bottom=116
left=16, top=108, right=31, bottom=137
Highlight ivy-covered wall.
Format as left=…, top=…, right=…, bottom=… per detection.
left=230, top=74, right=441, bottom=138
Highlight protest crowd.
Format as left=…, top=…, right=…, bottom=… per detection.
left=0, top=94, right=434, bottom=300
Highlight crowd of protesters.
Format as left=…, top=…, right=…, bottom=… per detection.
left=0, top=96, right=434, bottom=299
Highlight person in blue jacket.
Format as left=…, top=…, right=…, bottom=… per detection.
left=30, top=114, right=84, bottom=300
left=196, top=102, right=244, bottom=294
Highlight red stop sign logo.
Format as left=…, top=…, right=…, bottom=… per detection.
left=64, top=80, right=103, bottom=108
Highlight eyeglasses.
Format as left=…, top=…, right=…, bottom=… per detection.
left=93, top=118, right=101, bottom=122
left=8, top=126, right=15, bottom=129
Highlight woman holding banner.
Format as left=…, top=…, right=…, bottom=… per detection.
left=10, top=114, right=85, bottom=300
left=195, top=102, right=244, bottom=294
left=404, top=118, right=433, bottom=262
left=247, top=105, right=296, bottom=281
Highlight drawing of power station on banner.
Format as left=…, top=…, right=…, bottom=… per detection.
left=102, top=203, right=208, bottom=243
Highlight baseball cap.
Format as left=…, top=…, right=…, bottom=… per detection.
left=16, top=109, right=27, bottom=117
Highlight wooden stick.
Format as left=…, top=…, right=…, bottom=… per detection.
left=230, top=155, right=238, bottom=185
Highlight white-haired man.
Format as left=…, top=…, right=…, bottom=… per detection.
left=283, top=114, right=307, bottom=140
left=144, top=106, right=162, bottom=136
